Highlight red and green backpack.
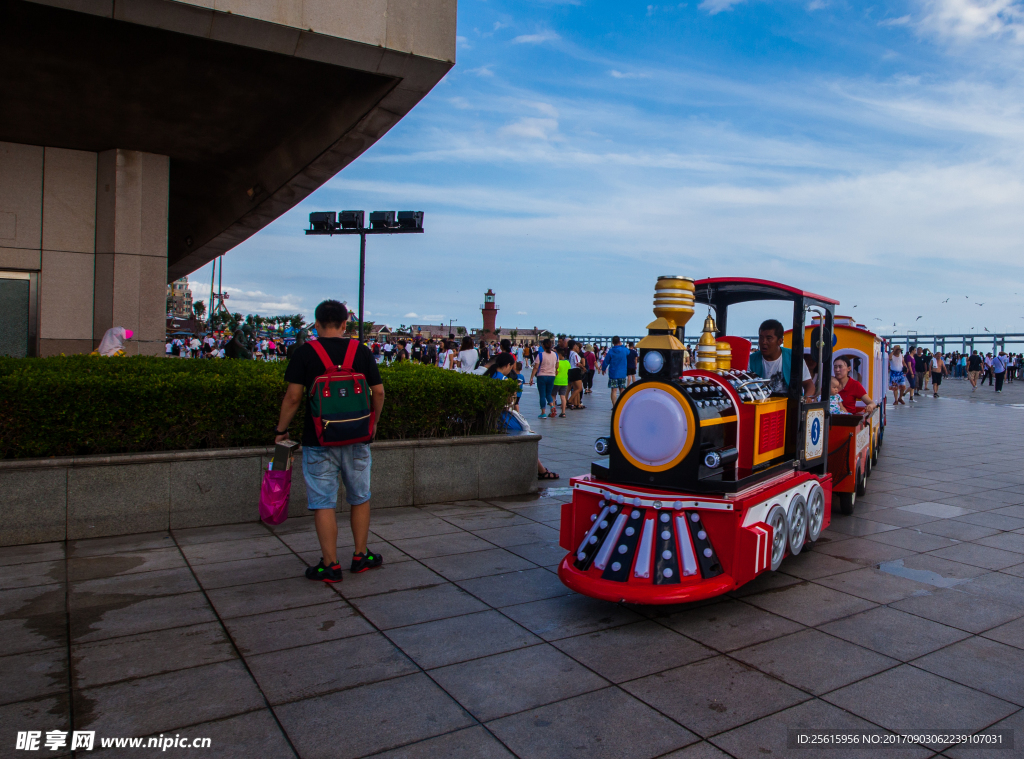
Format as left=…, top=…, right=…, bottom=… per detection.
left=307, top=340, right=375, bottom=446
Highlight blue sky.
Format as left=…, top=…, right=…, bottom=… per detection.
left=192, top=0, right=1024, bottom=338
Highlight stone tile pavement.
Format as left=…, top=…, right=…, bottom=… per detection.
left=2, top=382, right=1024, bottom=757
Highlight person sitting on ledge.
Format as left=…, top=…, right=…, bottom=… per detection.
left=748, top=318, right=814, bottom=398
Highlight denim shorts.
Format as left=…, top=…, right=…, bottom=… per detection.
left=302, top=444, right=372, bottom=509
left=608, top=377, right=626, bottom=389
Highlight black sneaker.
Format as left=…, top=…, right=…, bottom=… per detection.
left=351, top=551, right=384, bottom=573
left=305, top=558, right=342, bottom=583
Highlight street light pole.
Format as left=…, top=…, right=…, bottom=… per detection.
left=358, top=232, right=366, bottom=343
left=305, top=211, right=423, bottom=345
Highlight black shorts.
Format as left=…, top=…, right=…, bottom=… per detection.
left=568, top=368, right=582, bottom=383
left=932, top=372, right=942, bottom=386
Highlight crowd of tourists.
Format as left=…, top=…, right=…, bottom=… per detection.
left=166, top=334, right=288, bottom=360
left=887, top=345, right=1019, bottom=403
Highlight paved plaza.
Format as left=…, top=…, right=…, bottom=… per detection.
left=3, top=378, right=1024, bottom=757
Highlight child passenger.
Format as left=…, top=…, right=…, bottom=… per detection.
left=828, top=376, right=845, bottom=415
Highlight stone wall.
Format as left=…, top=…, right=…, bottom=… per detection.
left=0, top=433, right=540, bottom=546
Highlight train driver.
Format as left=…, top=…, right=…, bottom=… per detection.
left=748, top=319, right=815, bottom=398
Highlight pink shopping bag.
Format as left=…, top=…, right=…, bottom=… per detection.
left=259, top=469, right=291, bottom=525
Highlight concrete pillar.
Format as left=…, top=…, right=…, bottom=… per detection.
left=94, top=149, right=169, bottom=356
left=39, top=147, right=97, bottom=357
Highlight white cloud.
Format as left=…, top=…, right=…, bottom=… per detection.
left=512, top=31, right=560, bottom=44
left=879, top=15, right=912, bottom=26
left=698, top=0, right=745, bottom=15
left=517, top=311, right=528, bottom=315
left=470, top=65, right=495, bottom=77
left=609, top=70, right=649, bottom=79
left=494, top=21, right=508, bottom=31
left=806, top=0, right=830, bottom=9
left=527, top=101, right=559, bottom=118
left=405, top=312, right=418, bottom=318
left=499, top=117, right=560, bottom=141
left=222, top=287, right=303, bottom=315
left=918, top=0, right=1024, bottom=42
left=456, top=35, right=472, bottom=50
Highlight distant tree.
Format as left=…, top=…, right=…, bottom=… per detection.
left=192, top=300, right=206, bottom=320
left=457, top=326, right=466, bottom=336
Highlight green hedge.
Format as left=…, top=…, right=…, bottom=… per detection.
left=0, top=356, right=517, bottom=459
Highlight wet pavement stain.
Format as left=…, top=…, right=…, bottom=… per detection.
left=877, top=559, right=971, bottom=589
left=0, top=587, right=69, bottom=650
left=67, top=555, right=147, bottom=582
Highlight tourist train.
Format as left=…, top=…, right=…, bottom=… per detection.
left=557, top=276, right=888, bottom=604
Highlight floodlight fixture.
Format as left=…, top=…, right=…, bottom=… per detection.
left=309, top=211, right=336, bottom=232
left=305, top=207, right=424, bottom=343
left=339, top=210, right=364, bottom=230
left=369, top=211, right=397, bottom=229
left=397, top=211, right=424, bottom=230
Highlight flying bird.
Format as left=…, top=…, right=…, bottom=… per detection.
left=976, top=303, right=985, bottom=306
left=942, top=298, right=949, bottom=303
left=916, top=316, right=922, bottom=321
left=873, top=318, right=883, bottom=321
left=984, top=327, right=990, bottom=332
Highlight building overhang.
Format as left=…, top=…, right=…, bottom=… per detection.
left=1, top=0, right=455, bottom=281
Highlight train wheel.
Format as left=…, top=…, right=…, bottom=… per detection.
left=767, top=505, right=788, bottom=571
left=837, top=490, right=856, bottom=515
left=866, top=450, right=873, bottom=477
left=856, top=464, right=868, bottom=497
left=871, top=442, right=878, bottom=468
left=787, top=496, right=808, bottom=556
left=806, top=484, right=825, bottom=542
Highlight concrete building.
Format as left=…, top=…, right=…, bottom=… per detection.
left=166, top=277, right=193, bottom=319
left=0, top=0, right=456, bottom=357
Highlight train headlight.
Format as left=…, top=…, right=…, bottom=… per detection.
left=642, top=350, right=665, bottom=374
left=613, top=385, right=695, bottom=471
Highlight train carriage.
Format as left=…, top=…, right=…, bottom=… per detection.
left=785, top=316, right=888, bottom=514
left=557, top=276, right=882, bottom=604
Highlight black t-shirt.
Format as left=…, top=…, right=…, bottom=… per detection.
left=411, top=343, right=423, bottom=361
left=284, top=338, right=383, bottom=447
left=968, top=354, right=983, bottom=371
left=627, top=348, right=638, bottom=373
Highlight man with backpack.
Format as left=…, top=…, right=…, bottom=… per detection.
left=274, top=300, right=385, bottom=583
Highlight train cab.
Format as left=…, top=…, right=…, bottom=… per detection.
left=558, top=276, right=844, bottom=604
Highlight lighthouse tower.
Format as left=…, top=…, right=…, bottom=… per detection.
left=481, top=289, right=498, bottom=339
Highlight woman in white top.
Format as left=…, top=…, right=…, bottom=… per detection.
left=439, top=340, right=455, bottom=370
left=888, top=346, right=907, bottom=406
left=456, top=336, right=479, bottom=373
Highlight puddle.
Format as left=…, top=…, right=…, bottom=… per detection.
left=538, top=487, right=573, bottom=498
left=877, top=559, right=971, bottom=589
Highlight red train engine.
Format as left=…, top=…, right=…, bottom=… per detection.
left=558, top=277, right=841, bottom=604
